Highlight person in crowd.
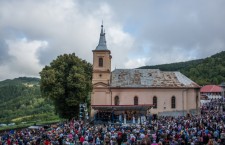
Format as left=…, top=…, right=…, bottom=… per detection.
left=1, top=98, right=225, bottom=145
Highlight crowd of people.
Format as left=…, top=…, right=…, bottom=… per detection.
left=95, top=111, right=112, bottom=122
left=1, top=99, right=225, bottom=145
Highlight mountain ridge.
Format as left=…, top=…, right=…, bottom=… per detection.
left=0, top=77, right=57, bottom=123
left=139, top=51, right=225, bottom=85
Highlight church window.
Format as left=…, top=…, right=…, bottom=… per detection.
left=114, top=96, right=119, bottom=105
left=134, top=96, right=138, bottom=105
left=153, top=96, right=157, bottom=108
left=99, top=57, right=103, bottom=67
left=171, top=96, right=176, bottom=108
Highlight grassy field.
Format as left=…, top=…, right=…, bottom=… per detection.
left=0, top=119, right=62, bottom=131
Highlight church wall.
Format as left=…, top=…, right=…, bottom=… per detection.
left=92, top=73, right=111, bottom=85
left=110, top=88, right=198, bottom=115
left=91, top=89, right=111, bottom=105
left=186, top=89, right=200, bottom=114
left=93, top=51, right=111, bottom=71
left=91, top=88, right=111, bottom=117
left=92, top=50, right=111, bottom=85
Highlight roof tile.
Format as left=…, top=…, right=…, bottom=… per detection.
left=111, top=69, right=199, bottom=88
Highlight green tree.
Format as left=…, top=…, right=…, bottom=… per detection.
left=39, top=53, right=92, bottom=119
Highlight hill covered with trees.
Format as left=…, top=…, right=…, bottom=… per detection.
left=0, top=77, right=58, bottom=124
left=139, top=51, right=225, bottom=86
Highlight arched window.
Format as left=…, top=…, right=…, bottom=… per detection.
left=99, top=57, right=103, bottom=67
left=134, top=96, right=138, bottom=105
left=114, top=96, right=119, bottom=105
left=153, top=96, right=157, bottom=108
left=171, top=96, right=176, bottom=108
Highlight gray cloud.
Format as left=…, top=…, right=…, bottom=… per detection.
left=0, top=39, right=9, bottom=64
left=80, top=0, right=225, bottom=65
left=0, top=0, right=225, bottom=80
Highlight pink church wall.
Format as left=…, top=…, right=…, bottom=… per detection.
left=91, top=87, right=200, bottom=116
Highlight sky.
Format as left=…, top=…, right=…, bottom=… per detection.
left=0, top=0, right=225, bottom=80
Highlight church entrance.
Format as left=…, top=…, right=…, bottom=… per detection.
left=92, top=104, right=153, bottom=125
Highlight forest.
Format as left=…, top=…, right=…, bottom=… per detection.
left=139, top=51, right=225, bottom=86
left=0, top=77, right=58, bottom=124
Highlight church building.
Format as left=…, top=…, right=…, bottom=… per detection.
left=91, top=24, right=200, bottom=119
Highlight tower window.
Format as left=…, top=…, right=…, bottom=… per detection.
left=171, top=96, right=176, bottom=109
left=134, top=96, right=138, bottom=105
left=153, top=96, right=157, bottom=108
left=114, top=96, right=119, bottom=105
left=99, top=57, right=103, bottom=67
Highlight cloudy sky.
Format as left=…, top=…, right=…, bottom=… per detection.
left=0, top=0, right=225, bottom=80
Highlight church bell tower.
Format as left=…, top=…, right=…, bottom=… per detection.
left=92, top=24, right=111, bottom=85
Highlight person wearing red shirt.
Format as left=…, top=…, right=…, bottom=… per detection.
left=80, top=136, right=85, bottom=144
left=7, top=138, right=11, bottom=145
left=44, top=139, right=51, bottom=145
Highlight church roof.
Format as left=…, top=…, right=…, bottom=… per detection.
left=95, top=24, right=108, bottom=50
left=111, top=69, right=200, bottom=88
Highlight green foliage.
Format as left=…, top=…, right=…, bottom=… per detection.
left=139, top=51, right=225, bottom=86
left=0, top=77, right=58, bottom=123
left=0, top=119, right=61, bottom=131
left=0, top=77, right=40, bottom=87
left=39, top=53, right=92, bottom=119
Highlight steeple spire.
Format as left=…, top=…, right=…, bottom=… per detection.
left=96, top=23, right=108, bottom=50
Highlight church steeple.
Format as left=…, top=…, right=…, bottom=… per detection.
left=96, top=23, right=108, bottom=50
left=92, top=23, right=111, bottom=85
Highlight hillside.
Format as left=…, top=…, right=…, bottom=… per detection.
left=0, top=77, right=40, bottom=87
left=139, top=51, right=225, bottom=86
left=0, top=77, right=58, bottom=123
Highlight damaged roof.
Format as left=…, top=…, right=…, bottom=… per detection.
left=111, top=69, right=200, bottom=88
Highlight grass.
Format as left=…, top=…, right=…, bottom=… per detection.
left=11, top=115, right=33, bottom=122
left=0, top=119, right=62, bottom=131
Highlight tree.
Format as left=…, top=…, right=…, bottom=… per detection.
left=39, top=53, right=92, bottom=119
